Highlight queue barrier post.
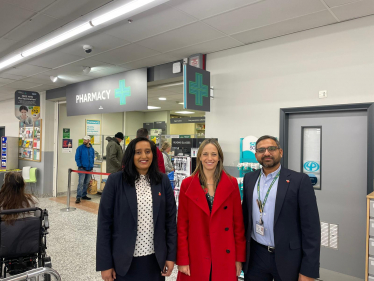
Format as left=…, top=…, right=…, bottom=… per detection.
left=60, top=168, right=76, bottom=212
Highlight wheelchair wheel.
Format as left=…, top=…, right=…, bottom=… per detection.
left=43, top=256, right=52, bottom=281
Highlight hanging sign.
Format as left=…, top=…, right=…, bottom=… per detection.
left=66, top=68, right=147, bottom=116
left=183, top=64, right=210, bottom=112
left=86, top=119, right=101, bottom=144
left=15, top=90, right=41, bottom=126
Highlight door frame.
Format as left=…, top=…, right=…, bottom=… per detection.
left=279, top=102, right=374, bottom=194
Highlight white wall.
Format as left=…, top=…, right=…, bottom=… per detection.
left=206, top=16, right=374, bottom=167
left=0, top=99, right=20, bottom=137
left=57, top=104, right=124, bottom=193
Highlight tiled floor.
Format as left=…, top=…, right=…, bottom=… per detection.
left=37, top=196, right=178, bottom=281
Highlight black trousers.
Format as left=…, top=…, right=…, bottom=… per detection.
left=244, top=239, right=282, bottom=281
left=116, top=254, right=164, bottom=281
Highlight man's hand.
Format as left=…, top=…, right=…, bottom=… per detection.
left=236, top=261, right=242, bottom=277
left=178, top=265, right=191, bottom=276
left=161, top=260, right=174, bottom=276
left=101, top=268, right=116, bottom=281
left=298, top=273, right=314, bottom=281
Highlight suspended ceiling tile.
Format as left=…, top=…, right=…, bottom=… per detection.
left=27, top=52, right=84, bottom=69
left=4, top=64, right=50, bottom=77
left=92, top=44, right=160, bottom=65
left=203, top=0, right=327, bottom=34
left=4, top=14, right=61, bottom=42
left=232, top=11, right=337, bottom=44
left=23, top=74, right=59, bottom=84
left=121, top=54, right=179, bottom=70
left=26, top=84, right=66, bottom=92
left=169, top=0, right=262, bottom=20
left=331, top=0, right=374, bottom=21
left=57, top=74, right=93, bottom=84
left=0, top=77, right=16, bottom=86
left=323, top=0, right=364, bottom=8
left=0, top=38, right=17, bottom=56
left=58, top=33, right=131, bottom=57
left=148, top=89, right=181, bottom=97
left=0, top=73, right=26, bottom=80
left=0, top=3, right=35, bottom=37
left=0, top=92, right=14, bottom=101
left=42, top=0, right=111, bottom=19
left=104, top=5, right=197, bottom=42
left=5, top=80, right=42, bottom=90
left=166, top=36, right=243, bottom=58
left=136, top=22, right=224, bottom=52
left=4, top=0, right=57, bottom=12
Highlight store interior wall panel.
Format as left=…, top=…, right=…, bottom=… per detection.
left=205, top=15, right=374, bottom=169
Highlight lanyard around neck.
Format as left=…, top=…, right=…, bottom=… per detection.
left=257, top=171, right=280, bottom=212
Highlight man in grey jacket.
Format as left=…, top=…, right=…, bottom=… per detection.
left=105, top=132, right=124, bottom=174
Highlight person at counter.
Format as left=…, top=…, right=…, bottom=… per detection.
left=106, top=132, right=124, bottom=174
left=75, top=136, right=95, bottom=204
left=136, top=128, right=166, bottom=173
left=160, top=142, right=174, bottom=174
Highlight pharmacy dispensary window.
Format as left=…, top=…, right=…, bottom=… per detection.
left=301, top=126, right=322, bottom=190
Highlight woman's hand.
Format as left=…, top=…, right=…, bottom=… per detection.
left=161, top=260, right=175, bottom=276
left=178, top=265, right=191, bottom=276
left=235, top=261, right=242, bottom=277
left=101, top=268, right=116, bottom=281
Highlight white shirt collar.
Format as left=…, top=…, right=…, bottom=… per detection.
left=261, top=164, right=282, bottom=178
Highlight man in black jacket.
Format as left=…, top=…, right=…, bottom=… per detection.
left=242, top=135, right=320, bottom=281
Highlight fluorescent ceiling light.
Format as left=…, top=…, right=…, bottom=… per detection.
left=91, top=0, right=155, bottom=26
left=159, top=97, right=166, bottom=100
left=175, top=111, right=195, bottom=114
left=0, top=54, right=23, bottom=70
left=148, top=106, right=161, bottom=109
left=178, top=102, right=184, bottom=105
left=22, top=22, right=92, bottom=57
left=50, top=76, right=58, bottom=82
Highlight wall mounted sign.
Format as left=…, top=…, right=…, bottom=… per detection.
left=170, top=117, right=205, bottom=124
left=66, top=68, right=147, bottom=116
left=143, top=122, right=154, bottom=131
left=63, top=128, right=70, bottom=139
left=172, top=138, right=193, bottom=148
left=183, top=64, right=210, bottom=112
left=154, top=121, right=166, bottom=134
left=15, top=90, right=40, bottom=126
left=86, top=119, right=101, bottom=144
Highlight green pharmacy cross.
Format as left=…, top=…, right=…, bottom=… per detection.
left=115, top=79, right=131, bottom=105
left=189, top=73, right=209, bottom=106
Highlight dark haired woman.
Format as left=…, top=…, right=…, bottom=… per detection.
left=17, top=105, right=33, bottom=126
left=97, top=137, right=177, bottom=281
left=177, top=139, right=246, bottom=281
left=0, top=172, right=38, bottom=224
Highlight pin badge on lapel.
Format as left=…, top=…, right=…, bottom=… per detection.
left=159, top=192, right=161, bottom=196
left=286, top=180, right=290, bottom=183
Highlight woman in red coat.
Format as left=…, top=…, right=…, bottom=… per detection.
left=177, top=139, right=246, bottom=281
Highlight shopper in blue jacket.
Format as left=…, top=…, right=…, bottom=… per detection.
left=75, top=136, right=95, bottom=203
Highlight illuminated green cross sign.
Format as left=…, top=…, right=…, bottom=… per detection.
left=115, top=79, right=131, bottom=105
left=189, top=73, right=209, bottom=106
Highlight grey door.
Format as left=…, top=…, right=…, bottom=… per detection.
left=288, top=111, right=367, bottom=281
left=0, top=127, right=5, bottom=139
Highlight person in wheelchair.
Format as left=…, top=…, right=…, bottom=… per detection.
left=0, top=172, right=51, bottom=278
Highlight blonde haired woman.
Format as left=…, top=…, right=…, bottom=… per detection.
left=176, top=139, right=246, bottom=281
left=160, top=142, right=174, bottom=174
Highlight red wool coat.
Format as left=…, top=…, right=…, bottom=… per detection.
left=177, top=171, right=246, bottom=281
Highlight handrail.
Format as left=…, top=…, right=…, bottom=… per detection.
left=0, top=267, right=61, bottom=281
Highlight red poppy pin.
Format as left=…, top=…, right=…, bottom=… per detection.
left=286, top=180, right=290, bottom=183
left=158, top=192, right=161, bottom=196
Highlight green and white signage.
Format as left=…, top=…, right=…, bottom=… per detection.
left=66, top=68, right=147, bottom=116
left=183, top=64, right=210, bottom=112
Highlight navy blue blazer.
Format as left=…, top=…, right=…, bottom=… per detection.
left=242, top=167, right=320, bottom=280
left=96, top=172, right=177, bottom=276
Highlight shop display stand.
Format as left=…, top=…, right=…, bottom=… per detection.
left=1, top=137, right=19, bottom=170
left=173, top=156, right=192, bottom=209
left=18, top=120, right=42, bottom=162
